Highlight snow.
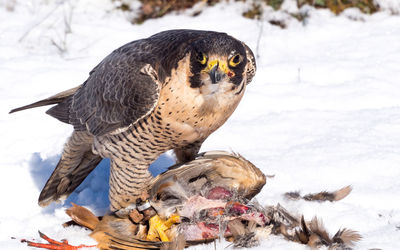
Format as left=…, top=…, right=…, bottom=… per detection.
left=1, top=0, right=400, bottom=249
left=375, top=0, right=400, bottom=13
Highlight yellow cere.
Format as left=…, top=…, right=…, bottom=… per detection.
left=207, top=60, right=229, bottom=74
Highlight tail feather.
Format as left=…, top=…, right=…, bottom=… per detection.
left=98, top=231, right=214, bottom=250
left=65, top=203, right=100, bottom=230
left=284, top=186, right=352, bottom=202
left=38, top=130, right=101, bottom=207
left=9, top=86, right=79, bottom=114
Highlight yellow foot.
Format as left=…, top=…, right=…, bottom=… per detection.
left=146, top=214, right=180, bottom=241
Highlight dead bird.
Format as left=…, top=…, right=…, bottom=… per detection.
left=148, top=150, right=266, bottom=219
left=23, top=151, right=266, bottom=249
left=266, top=205, right=362, bottom=249
left=284, top=186, right=352, bottom=202
left=22, top=151, right=360, bottom=249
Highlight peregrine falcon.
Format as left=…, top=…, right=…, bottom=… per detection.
left=10, top=29, right=257, bottom=212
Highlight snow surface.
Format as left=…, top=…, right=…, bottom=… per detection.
left=1, top=0, right=400, bottom=249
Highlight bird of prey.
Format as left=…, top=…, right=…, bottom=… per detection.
left=10, top=29, right=256, bottom=212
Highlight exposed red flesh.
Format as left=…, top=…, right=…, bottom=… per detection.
left=205, top=207, right=225, bottom=217
left=228, top=202, right=250, bottom=214
left=206, top=186, right=232, bottom=200
left=180, top=195, right=226, bottom=218
left=199, top=222, right=220, bottom=239
left=240, top=212, right=268, bottom=226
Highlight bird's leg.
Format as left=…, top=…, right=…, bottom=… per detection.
left=174, top=140, right=203, bottom=164
left=164, top=214, right=180, bottom=228
left=147, top=215, right=169, bottom=241
left=146, top=213, right=180, bottom=241
left=109, top=159, right=153, bottom=213
left=21, top=231, right=96, bottom=250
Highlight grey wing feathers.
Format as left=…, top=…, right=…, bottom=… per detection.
left=39, top=151, right=102, bottom=207
left=10, top=30, right=245, bottom=136
left=49, top=49, right=162, bottom=136
left=38, top=131, right=102, bottom=206
left=11, top=42, right=163, bottom=137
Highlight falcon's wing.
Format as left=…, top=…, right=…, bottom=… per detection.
left=9, top=86, right=80, bottom=114
left=47, top=47, right=163, bottom=136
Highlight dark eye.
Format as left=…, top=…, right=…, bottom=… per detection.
left=229, top=54, right=242, bottom=67
left=196, top=52, right=207, bottom=65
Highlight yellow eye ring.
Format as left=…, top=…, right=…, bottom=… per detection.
left=197, top=52, right=207, bottom=65
left=229, top=54, right=242, bottom=67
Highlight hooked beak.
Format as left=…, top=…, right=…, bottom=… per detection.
left=208, top=61, right=226, bottom=84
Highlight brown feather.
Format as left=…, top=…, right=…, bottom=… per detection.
left=228, top=219, right=246, bottom=238
left=95, top=231, right=215, bottom=250
left=332, top=228, right=362, bottom=246
left=65, top=203, right=100, bottom=230
left=38, top=131, right=101, bottom=207
left=149, top=151, right=266, bottom=218
left=161, top=234, right=185, bottom=250
left=90, top=216, right=139, bottom=248
left=228, top=219, right=261, bottom=248
left=295, top=216, right=310, bottom=244
left=286, top=186, right=352, bottom=202
left=284, top=191, right=301, bottom=200
left=95, top=231, right=161, bottom=250
left=309, top=216, right=332, bottom=246
left=332, top=185, right=352, bottom=201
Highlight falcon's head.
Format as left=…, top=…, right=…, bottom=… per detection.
left=188, top=33, right=256, bottom=95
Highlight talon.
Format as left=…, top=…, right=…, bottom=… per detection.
left=146, top=214, right=180, bottom=242
left=22, top=231, right=96, bottom=250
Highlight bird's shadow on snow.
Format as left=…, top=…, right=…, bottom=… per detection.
left=28, top=152, right=175, bottom=215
